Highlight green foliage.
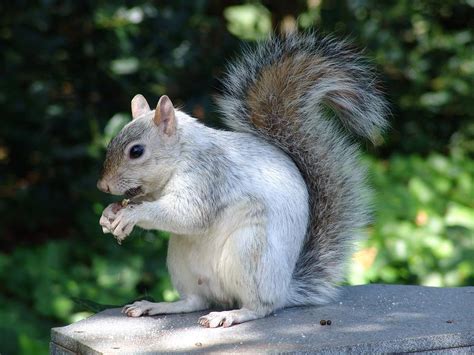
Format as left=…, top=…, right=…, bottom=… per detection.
left=0, top=230, right=173, bottom=353
left=350, top=151, right=474, bottom=286
left=0, top=1, right=473, bottom=354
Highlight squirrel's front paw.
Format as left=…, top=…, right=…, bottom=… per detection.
left=109, top=207, right=137, bottom=242
left=99, top=203, right=137, bottom=243
left=99, top=202, right=122, bottom=234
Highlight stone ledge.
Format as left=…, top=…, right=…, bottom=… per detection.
left=51, top=284, right=474, bottom=354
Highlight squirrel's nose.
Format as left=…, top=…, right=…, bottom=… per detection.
left=97, top=179, right=110, bottom=193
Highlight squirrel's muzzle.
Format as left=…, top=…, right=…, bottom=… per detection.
left=97, top=179, right=111, bottom=193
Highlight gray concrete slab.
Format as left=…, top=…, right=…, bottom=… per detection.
left=51, top=285, right=474, bottom=354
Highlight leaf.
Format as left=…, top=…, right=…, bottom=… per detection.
left=110, top=57, right=139, bottom=75
left=224, top=4, right=271, bottom=41
left=71, top=296, right=156, bottom=313
left=409, top=177, right=434, bottom=204
left=445, top=203, right=474, bottom=229
left=103, top=113, right=130, bottom=145
left=71, top=297, right=118, bottom=313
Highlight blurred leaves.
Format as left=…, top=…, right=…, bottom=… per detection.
left=0, top=230, right=171, bottom=353
left=224, top=4, right=272, bottom=40
left=350, top=150, right=474, bottom=287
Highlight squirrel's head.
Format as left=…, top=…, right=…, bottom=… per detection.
left=97, top=94, right=179, bottom=198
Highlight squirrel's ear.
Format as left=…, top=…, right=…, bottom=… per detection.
left=154, top=95, right=176, bottom=136
left=131, top=94, right=151, bottom=120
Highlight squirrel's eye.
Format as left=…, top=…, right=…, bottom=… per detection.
left=129, top=144, right=144, bottom=159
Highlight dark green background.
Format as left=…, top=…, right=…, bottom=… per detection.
left=1, top=1, right=473, bottom=353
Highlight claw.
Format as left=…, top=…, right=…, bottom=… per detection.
left=198, top=317, right=210, bottom=327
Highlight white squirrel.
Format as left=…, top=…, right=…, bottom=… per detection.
left=97, top=33, right=388, bottom=327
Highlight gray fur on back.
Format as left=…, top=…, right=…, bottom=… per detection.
left=216, top=33, right=388, bottom=305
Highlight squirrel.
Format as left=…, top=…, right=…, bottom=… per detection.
left=97, top=33, right=387, bottom=328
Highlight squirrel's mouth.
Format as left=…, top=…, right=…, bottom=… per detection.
left=124, top=186, right=143, bottom=199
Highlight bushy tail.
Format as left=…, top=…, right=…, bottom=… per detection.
left=216, top=33, right=388, bottom=305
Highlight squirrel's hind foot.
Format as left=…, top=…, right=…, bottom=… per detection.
left=198, top=308, right=268, bottom=328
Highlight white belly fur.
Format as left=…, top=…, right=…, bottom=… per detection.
left=167, top=193, right=308, bottom=310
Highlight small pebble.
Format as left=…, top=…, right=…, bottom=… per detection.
left=320, top=319, right=327, bottom=325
